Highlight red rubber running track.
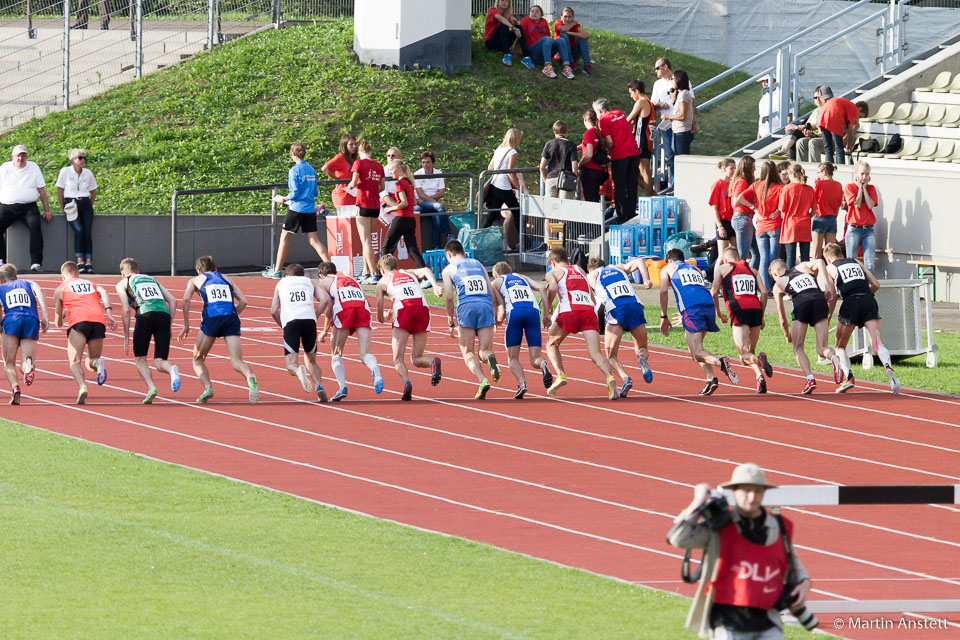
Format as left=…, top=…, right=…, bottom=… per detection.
left=3, top=276, right=959, bottom=639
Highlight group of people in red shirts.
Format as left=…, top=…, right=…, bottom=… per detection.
left=483, top=2, right=593, bottom=79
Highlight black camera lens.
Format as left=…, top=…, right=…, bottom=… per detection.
left=790, top=606, right=819, bottom=631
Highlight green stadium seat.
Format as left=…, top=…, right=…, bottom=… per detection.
left=895, top=103, right=929, bottom=125
left=924, top=104, right=947, bottom=126
left=942, top=106, right=960, bottom=128
left=860, top=101, right=894, bottom=123
left=917, top=71, right=952, bottom=92
left=930, top=140, right=955, bottom=161
left=879, top=103, right=911, bottom=124
left=901, top=138, right=938, bottom=160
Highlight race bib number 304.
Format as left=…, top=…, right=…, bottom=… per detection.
left=732, top=274, right=757, bottom=296
left=508, top=284, right=533, bottom=304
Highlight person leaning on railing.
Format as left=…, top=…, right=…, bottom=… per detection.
left=414, top=150, right=451, bottom=250
left=0, top=145, right=52, bottom=273
left=578, top=108, right=606, bottom=203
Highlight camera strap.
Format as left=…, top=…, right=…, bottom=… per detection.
left=681, top=547, right=702, bottom=583
left=774, top=513, right=796, bottom=583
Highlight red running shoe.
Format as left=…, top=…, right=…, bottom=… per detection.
left=802, top=378, right=817, bottom=395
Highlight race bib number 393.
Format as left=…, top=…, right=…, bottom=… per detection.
left=463, top=276, right=488, bottom=295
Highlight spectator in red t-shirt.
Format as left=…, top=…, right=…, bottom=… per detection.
left=579, top=108, right=606, bottom=203
left=346, top=139, right=385, bottom=283
left=752, top=160, right=784, bottom=290
left=778, top=164, right=815, bottom=269
left=593, top=97, right=640, bottom=224
left=811, top=161, right=842, bottom=259
left=730, top=155, right=759, bottom=269
left=552, top=6, right=592, bottom=76
left=483, top=0, right=533, bottom=67
left=381, top=160, right=425, bottom=269
left=817, top=85, right=859, bottom=166
left=844, top=161, right=878, bottom=272
left=519, top=4, right=574, bottom=79
left=321, top=134, right=358, bottom=214
left=708, top=158, right=736, bottom=256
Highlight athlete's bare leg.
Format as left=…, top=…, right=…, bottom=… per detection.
left=477, top=326, right=495, bottom=364
left=684, top=330, right=718, bottom=379
left=790, top=321, right=813, bottom=377
left=85, top=337, right=104, bottom=371
left=732, top=324, right=763, bottom=377
left=303, top=350, right=323, bottom=385
left=812, top=319, right=835, bottom=361
left=284, top=352, right=301, bottom=376
left=223, top=335, right=254, bottom=381
left=527, top=345, right=546, bottom=370
left=66, top=330, right=89, bottom=388
left=391, top=327, right=411, bottom=382
left=134, top=356, right=156, bottom=390
left=546, top=323, right=569, bottom=377
left=192, top=332, right=217, bottom=388
left=506, top=345, right=525, bottom=385
left=2, top=334, right=20, bottom=389
left=410, top=332, right=431, bottom=369
left=604, top=324, right=629, bottom=380
left=458, top=326, right=486, bottom=382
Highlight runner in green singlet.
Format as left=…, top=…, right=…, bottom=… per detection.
left=115, top=258, right=181, bottom=404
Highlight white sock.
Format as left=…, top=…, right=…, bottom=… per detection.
left=331, top=355, right=346, bottom=389
left=362, top=353, right=381, bottom=378
left=877, top=343, right=892, bottom=369
left=836, top=347, right=851, bottom=376
left=807, top=374, right=815, bottom=381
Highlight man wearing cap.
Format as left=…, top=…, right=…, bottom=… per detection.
left=0, top=145, right=52, bottom=273
left=667, top=463, right=812, bottom=639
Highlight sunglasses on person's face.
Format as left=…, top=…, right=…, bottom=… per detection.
left=76, top=156, right=86, bottom=160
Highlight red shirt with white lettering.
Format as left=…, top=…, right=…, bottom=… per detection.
left=351, top=158, right=384, bottom=210
left=598, top=110, right=640, bottom=161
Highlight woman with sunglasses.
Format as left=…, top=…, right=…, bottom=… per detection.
left=56, top=149, right=98, bottom=273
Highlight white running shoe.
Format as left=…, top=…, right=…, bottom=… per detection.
left=296, top=365, right=311, bottom=392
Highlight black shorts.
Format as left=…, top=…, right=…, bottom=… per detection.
left=792, top=297, right=829, bottom=326
left=731, top=308, right=764, bottom=327
left=133, top=311, right=172, bottom=359
left=638, top=146, right=652, bottom=160
left=717, top=219, right=735, bottom=240
left=282, top=318, right=317, bottom=355
left=838, top=295, right=880, bottom=328
left=282, top=210, right=318, bottom=234
left=67, top=321, right=106, bottom=341
left=357, top=206, right=380, bottom=218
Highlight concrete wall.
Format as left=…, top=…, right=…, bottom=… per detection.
left=354, top=0, right=471, bottom=71
left=675, top=155, right=960, bottom=301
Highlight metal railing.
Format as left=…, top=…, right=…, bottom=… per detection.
left=475, top=166, right=540, bottom=227
left=518, top=194, right=608, bottom=268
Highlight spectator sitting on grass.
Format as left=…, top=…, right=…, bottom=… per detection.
left=552, top=6, right=592, bottom=76
left=483, top=0, right=533, bottom=68
left=519, top=4, right=574, bottom=80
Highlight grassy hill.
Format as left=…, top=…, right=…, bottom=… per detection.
left=0, top=18, right=755, bottom=215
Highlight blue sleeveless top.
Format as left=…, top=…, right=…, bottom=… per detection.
left=198, top=272, right=236, bottom=319
left=0, top=279, right=38, bottom=317
left=452, top=259, right=493, bottom=309
left=669, top=262, right=713, bottom=312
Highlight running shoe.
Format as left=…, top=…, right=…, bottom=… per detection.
left=502, top=53, right=512, bottom=66
left=247, top=375, right=259, bottom=404
left=758, top=352, right=773, bottom=378
left=583, top=64, right=593, bottom=76
left=30, top=263, right=41, bottom=273
left=699, top=378, right=719, bottom=396
left=373, top=370, right=385, bottom=394
left=10, top=385, right=20, bottom=405
left=402, top=379, right=413, bottom=401
left=619, top=376, right=633, bottom=398
left=95, top=357, right=107, bottom=386
left=331, top=386, right=348, bottom=402
left=637, top=354, right=653, bottom=383
left=513, top=383, right=527, bottom=400
left=756, top=376, right=767, bottom=394
left=606, top=376, right=619, bottom=401
left=430, top=357, right=442, bottom=386
left=718, top=356, right=738, bottom=385
left=197, top=386, right=214, bottom=403
left=143, top=386, right=158, bottom=405
left=561, top=65, right=574, bottom=80
left=542, top=64, right=557, bottom=78
left=77, top=385, right=88, bottom=404
left=475, top=378, right=491, bottom=400
left=802, top=377, right=817, bottom=395
left=541, top=360, right=553, bottom=389
left=316, top=384, right=328, bottom=403
left=296, top=365, right=311, bottom=392
left=260, top=269, right=282, bottom=279
left=547, top=374, right=567, bottom=396
left=836, top=379, right=855, bottom=393
left=830, top=354, right=844, bottom=384
left=885, top=365, right=901, bottom=395
left=170, top=365, right=181, bottom=392
left=23, top=356, right=34, bottom=386
left=487, top=353, right=501, bottom=382
left=420, top=279, right=433, bottom=289
left=520, top=56, right=534, bottom=69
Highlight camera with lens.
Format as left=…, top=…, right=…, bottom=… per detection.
left=774, top=584, right=819, bottom=631
left=697, top=491, right=733, bottom=530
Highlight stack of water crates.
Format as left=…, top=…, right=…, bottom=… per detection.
left=422, top=249, right=475, bottom=279
left=608, top=196, right=678, bottom=282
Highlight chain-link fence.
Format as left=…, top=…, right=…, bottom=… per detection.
left=471, top=0, right=535, bottom=16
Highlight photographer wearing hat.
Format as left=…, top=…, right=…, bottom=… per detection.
left=667, top=463, right=814, bottom=639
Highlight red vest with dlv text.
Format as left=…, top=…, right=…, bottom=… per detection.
left=709, top=515, right=792, bottom=610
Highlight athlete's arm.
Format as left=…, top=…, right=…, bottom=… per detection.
left=709, top=266, right=728, bottom=324
left=159, top=283, right=177, bottom=321
left=54, top=287, right=64, bottom=328
left=178, top=276, right=199, bottom=342
left=658, top=266, right=672, bottom=336
left=622, top=258, right=653, bottom=288
left=223, top=277, right=247, bottom=314
left=543, top=269, right=559, bottom=318
left=441, top=265, right=456, bottom=330
left=409, top=266, right=442, bottom=298
left=489, top=277, right=505, bottom=325
left=375, top=278, right=388, bottom=324
left=752, top=266, right=769, bottom=321
left=116, top=278, right=133, bottom=354
left=31, top=281, right=49, bottom=333
left=95, top=284, right=117, bottom=331
left=270, top=285, right=282, bottom=327
left=313, top=281, right=331, bottom=317
left=773, top=283, right=791, bottom=342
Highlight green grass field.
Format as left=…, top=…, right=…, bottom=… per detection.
left=0, top=18, right=756, bottom=217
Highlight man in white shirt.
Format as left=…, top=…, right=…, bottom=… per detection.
left=413, top=150, right=450, bottom=249
left=651, top=58, right=677, bottom=192
left=0, top=145, right=52, bottom=272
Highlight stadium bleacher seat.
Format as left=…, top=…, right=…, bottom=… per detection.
left=917, top=71, right=952, bottom=93
left=901, top=138, right=938, bottom=160
left=895, top=103, right=929, bottom=125
left=930, top=140, right=955, bottom=161
left=942, top=106, right=960, bottom=127
left=878, top=103, right=911, bottom=124
left=934, top=143, right=960, bottom=163
left=861, top=101, right=894, bottom=123
left=925, top=104, right=947, bottom=126
left=944, top=74, right=960, bottom=94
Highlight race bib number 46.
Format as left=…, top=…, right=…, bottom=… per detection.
left=5, top=289, right=30, bottom=308
left=678, top=269, right=706, bottom=288
left=732, top=274, right=757, bottom=296
left=206, top=284, right=231, bottom=302
left=463, top=276, right=488, bottom=296
left=396, top=284, right=420, bottom=300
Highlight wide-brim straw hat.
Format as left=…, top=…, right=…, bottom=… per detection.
left=718, top=463, right=778, bottom=490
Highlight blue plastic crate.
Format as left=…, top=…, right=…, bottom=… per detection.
left=608, top=224, right=640, bottom=259
left=695, top=256, right=709, bottom=269
left=636, top=226, right=650, bottom=256
left=663, top=196, right=678, bottom=227
left=651, top=227, right=664, bottom=257
left=422, top=249, right=474, bottom=280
